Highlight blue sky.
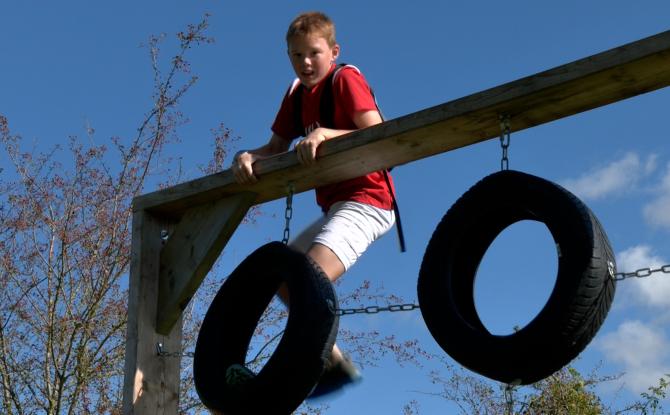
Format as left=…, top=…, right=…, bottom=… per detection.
left=2, top=1, right=670, bottom=413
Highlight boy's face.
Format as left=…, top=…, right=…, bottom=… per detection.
left=287, top=33, right=340, bottom=88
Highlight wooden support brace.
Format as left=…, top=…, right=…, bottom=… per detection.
left=123, top=211, right=182, bottom=414
left=123, top=29, right=670, bottom=414
left=156, top=192, right=256, bottom=334
left=134, top=29, right=670, bottom=216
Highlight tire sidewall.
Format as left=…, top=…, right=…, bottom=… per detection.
left=194, top=242, right=339, bottom=414
left=418, top=170, right=614, bottom=384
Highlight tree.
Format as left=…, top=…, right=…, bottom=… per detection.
left=4, top=13, right=668, bottom=414
left=408, top=356, right=669, bottom=415
left=1, top=14, right=427, bottom=414
left=521, top=366, right=606, bottom=414
left=0, top=15, right=215, bottom=414
left=618, top=375, right=670, bottom=415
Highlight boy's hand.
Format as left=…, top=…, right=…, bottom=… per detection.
left=296, top=128, right=327, bottom=165
left=231, top=151, right=258, bottom=184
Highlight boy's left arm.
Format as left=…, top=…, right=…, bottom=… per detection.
left=295, top=110, right=382, bottom=165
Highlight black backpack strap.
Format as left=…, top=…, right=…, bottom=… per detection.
left=383, top=170, right=406, bottom=252
left=291, top=64, right=344, bottom=136
left=293, top=64, right=407, bottom=252
left=337, top=66, right=405, bottom=252
left=326, top=64, right=406, bottom=252
left=287, top=79, right=305, bottom=138
left=318, top=63, right=346, bottom=129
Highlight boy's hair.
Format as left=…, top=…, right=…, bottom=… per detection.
left=286, top=12, right=337, bottom=47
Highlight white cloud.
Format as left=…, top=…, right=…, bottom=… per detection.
left=643, top=162, right=670, bottom=230
left=561, top=153, right=657, bottom=201
left=598, top=320, right=670, bottom=394
left=643, top=196, right=670, bottom=228
left=617, top=245, right=670, bottom=308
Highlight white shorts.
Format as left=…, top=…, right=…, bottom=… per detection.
left=289, top=201, right=395, bottom=271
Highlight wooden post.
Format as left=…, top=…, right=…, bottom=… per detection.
left=123, top=194, right=255, bottom=414
left=133, top=30, right=670, bottom=218
left=123, top=211, right=182, bottom=414
left=121, top=29, right=670, bottom=413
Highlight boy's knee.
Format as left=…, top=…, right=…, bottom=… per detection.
left=307, top=243, right=345, bottom=281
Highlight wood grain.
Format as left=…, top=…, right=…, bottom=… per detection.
left=134, top=30, right=670, bottom=216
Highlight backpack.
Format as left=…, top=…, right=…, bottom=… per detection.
left=289, top=64, right=406, bottom=252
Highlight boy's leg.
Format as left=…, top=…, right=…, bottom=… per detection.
left=274, top=201, right=394, bottom=399
left=276, top=215, right=329, bottom=303
left=305, top=243, right=346, bottom=363
left=306, top=243, right=345, bottom=282
left=304, top=245, right=357, bottom=401
left=305, top=202, right=395, bottom=398
left=276, top=242, right=345, bottom=307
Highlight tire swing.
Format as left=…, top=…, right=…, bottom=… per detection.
left=193, top=242, right=339, bottom=415
left=417, top=170, right=617, bottom=385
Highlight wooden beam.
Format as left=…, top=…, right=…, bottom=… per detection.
left=134, top=29, right=670, bottom=216
left=156, top=192, right=256, bottom=334
left=123, top=29, right=670, bottom=411
left=123, top=211, right=182, bottom=415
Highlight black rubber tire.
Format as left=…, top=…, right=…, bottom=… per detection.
left=417, top=170, right=616, bottom=385
left=194, top=242, right=339, bottom=414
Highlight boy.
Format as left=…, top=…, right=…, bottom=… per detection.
left=231, top=11, right=397, bottom=398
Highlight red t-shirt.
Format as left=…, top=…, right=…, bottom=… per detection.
left=272, top=64, right=395, bottom=212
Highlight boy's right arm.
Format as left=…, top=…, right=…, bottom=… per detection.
left=231, top=133, right=290, bottom=184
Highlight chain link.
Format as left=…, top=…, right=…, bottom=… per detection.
left=499, top=115, right=511, bottom=171
left=613, top=264, right=670, bottom=281
left=156, top=342, right=194, bottom=358
left=282, top=182, right=294, bottom=245
left=155, top=262, right=670, bottom=359
left=328, top=301, right=420, bottom=316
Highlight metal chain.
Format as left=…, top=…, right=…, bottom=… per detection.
left=156, top=342, right=194, bottom=358
left=613, top=264, right=670, bottom=281
left=155, top=304, right=421, bottom=360
left=499, top=115, right=511, bottom=171
left=329, top=301, right=420, bottom=316
left=155, top=263, right=670, bottom=359
left=282, top=182, right=294, bottom=245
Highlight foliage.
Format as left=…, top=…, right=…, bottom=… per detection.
left=521, top=366, right=606, bottom=415
left=617, top=375, right=670, bottom=415
left=0, top=15, right=216, bottom=414
left=1, top=13, right=428, bottom=415
left=3, top=12, right=668, bottom=414
left=411, top=358, right=669, bottom=415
